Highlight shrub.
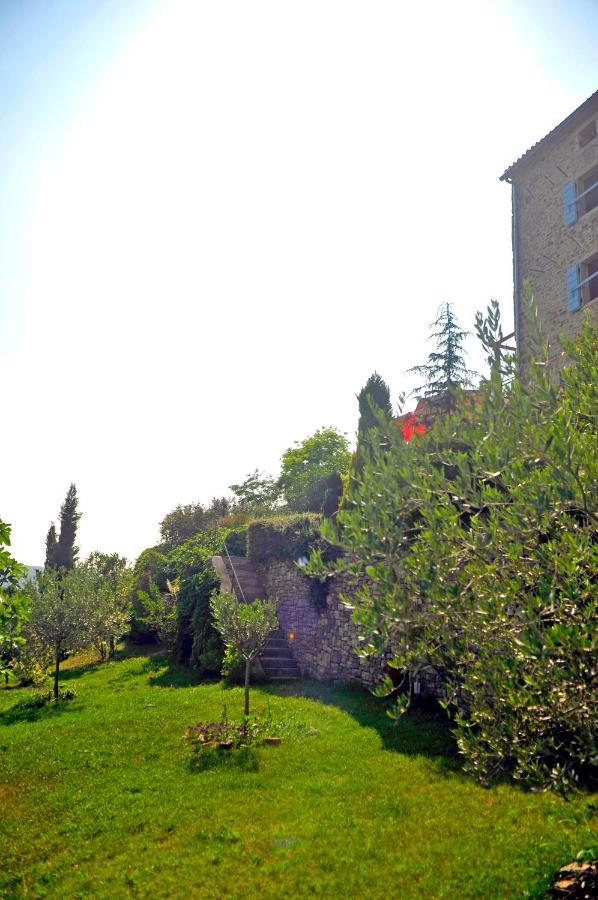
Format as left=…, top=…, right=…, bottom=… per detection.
left=318, top=306, right=598, bottom=792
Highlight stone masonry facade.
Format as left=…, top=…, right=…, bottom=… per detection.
left=502, top=91, right=598, bottom=378
left=258, top=560, right=383, bottom=689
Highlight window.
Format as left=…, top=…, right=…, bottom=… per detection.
left=579, top=165, right=598, bottom=217
left=567, top=252, right=598, bottom=312
left=563, top=163, right=598, bottom=225
left=578, top=119, right=597, bottom=149
left=581, top=255, right=598, bottom=306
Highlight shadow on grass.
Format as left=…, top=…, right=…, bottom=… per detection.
left=254, top=679, right=461, bottom=768
left=0, top=697, right=81, bottom=727
left=146, top=656, right=220, bottom=689
left=188, top=745, right=259, bottom=774
left=58, top=642, right=164, bottom=682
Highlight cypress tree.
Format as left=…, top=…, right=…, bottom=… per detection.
left=45, top=524, right=58, bottom=570
left=54, top=484, right=81, bottom=572
left=357, top=372, right=393, bottom=435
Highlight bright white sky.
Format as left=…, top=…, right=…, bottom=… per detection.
left=2, top=0, right=596, bottom=565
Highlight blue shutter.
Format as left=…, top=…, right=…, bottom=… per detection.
left=567, top=264, right=581, bottom=312
left=563, top=182, right=577, bottom=226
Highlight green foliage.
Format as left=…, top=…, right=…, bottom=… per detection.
left=325, top=306, right=598, bottom=792
left=278, top=427, right=351, bottom=512
left=20, top=687, right=77, bottom=709
left=159, top=498, right=237, bottom=547
left=0, top=520, right=28, bottom=680
left=247, top=513, right=324, bottom=562
left=82, top=552, right=133, bottom=660
left=357, top=372, right=394, bottom=435
left=408, top=301, right=477, bottom=399
left=210, top=590, right=277, bottom=714
left=21, top=568, right=98, bottom=698
left=229, top=469, right=280, bottom=512
left=131, top=527, right=246, bottom=671
left=44, top=523, right=58, bottom=569
left=175, top=567, right=222, bottom=673
left=210, top=591, right=277, bottom=664
left=52, top=483, right=81, bottom=571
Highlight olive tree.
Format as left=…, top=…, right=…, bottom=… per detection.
left=24, top=568, right=97, bottom=699
left=83, top=552, right=132, bottom=659
left=210, top=590, right=278, bottom=716
left=311, top=306, right=597, bottom=792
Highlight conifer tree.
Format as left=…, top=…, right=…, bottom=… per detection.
left=357, top=372, right=394, bottom=435
left=408, top=302, right=477, bottom=401
left=45, top=524, right=58, bottom=570
left=54, top=484, right=81, bottom=572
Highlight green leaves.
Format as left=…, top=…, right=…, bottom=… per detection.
left=328, top=308, right=598, bottom=792
left=210, top=590, right=278, bottom=663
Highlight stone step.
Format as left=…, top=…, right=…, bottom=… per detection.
left=261, top=646, right=292, bottom=659
left=262, top=667, right=301, bottom=678
left=260, top=656, right=300, bottom=668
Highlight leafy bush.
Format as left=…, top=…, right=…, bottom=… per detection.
left=131, top=526, right=246, bottom=670
left=318, top=306, right=597, bottom=792
left=176, top=568, right=223, bottom=673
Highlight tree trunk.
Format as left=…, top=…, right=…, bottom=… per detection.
left=244, top=658, right=251, bottom=717
left=54, top=651, right=60, bottom=700
left=109, top=636, right=115, bottom=658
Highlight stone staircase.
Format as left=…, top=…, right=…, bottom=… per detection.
left=259, top=629, right=300, bottom=680
left=212, top=554, right=300, bottom=680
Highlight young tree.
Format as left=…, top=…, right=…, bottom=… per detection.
left=278, top=427, right=351, bottom=512
left=24, top=568, right=96, bottom=699
left=408, top=302, right=477, bottom=403
left=210, top=590, right=278, bottom=716
left=53, top=484, right=81, bottom=571
left=83, top=552, right=132, bottom=659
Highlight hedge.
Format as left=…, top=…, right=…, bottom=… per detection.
left=247, top=513, right=340, bottom=563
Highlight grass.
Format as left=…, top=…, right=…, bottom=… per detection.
left=0, top=647, right=595, bottom=899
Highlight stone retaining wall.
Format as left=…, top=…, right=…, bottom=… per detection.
left=258, top=560, right=383, bottom=688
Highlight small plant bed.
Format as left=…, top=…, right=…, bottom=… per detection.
left=21, top=688, right=77, bottom=709
left=186, top=708, right=286, bottom=758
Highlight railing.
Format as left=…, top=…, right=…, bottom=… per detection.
left=223, top=540, right=247, bottom=603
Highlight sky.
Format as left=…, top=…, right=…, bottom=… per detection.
left=2, top=0, right=597, bottom=565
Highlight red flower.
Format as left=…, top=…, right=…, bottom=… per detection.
left=398, top=416, right=426, bottom=442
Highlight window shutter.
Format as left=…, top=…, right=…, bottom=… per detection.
left=563, top=182, right=578, bottom=226
left=567, top=264, right=581, bottom=312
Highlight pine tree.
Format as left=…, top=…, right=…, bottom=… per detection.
left=357, top=372, right=394, bottom=435
left=54, top=484, right=81, bottom=572
left=408, top=302, right=477, bottom=401
left=45, top=524, right=58, bottom=570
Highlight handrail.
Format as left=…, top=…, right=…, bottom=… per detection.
left=223, top=540, right=247, bottom=603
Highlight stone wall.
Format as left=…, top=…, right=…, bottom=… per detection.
left=509, top=97, right=598, bottom=378
left=258, top=559, right=384, bottom=689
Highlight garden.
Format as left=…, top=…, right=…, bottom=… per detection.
left=1, top=300, right=596, bottom=898
left=1, top=645, right=595, bottom=899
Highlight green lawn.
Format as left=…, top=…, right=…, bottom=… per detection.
left=0, top=648, right=595, bottom=899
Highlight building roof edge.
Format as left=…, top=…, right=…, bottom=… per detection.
left=499, top=89, right=598, bottom=182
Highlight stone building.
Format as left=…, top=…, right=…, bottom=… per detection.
left=500, top=90, right=598, bottom=376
